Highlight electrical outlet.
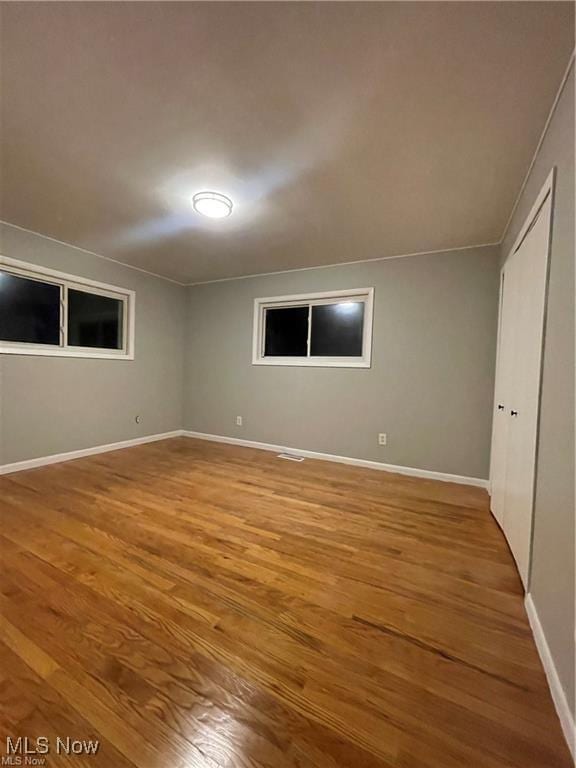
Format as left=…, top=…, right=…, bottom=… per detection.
left=378, top=433, right=387, bottom=446
left=236, top=416, right=243, bottom=426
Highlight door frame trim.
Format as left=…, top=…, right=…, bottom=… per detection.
left=508, top=168, right=556, bottom=258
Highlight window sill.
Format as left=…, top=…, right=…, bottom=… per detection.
left=0, top=345, right=134, bottom=360
left=252, top=357, right=371, bottom=368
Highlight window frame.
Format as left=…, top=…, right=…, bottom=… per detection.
left=0, top=256, right=135, bottom=359
left=252, top=287, right=374, bottom=368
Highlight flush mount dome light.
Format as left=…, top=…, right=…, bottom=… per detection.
left=192, top=191, right=233, bottom=219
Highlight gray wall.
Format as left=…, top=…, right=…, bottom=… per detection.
left=184, top=245, right=500, bottom=479
left=0, top=223, right=186, bottom=464
left=501, top=64, right=575, bottom=716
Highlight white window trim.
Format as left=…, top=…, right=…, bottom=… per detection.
left=0, top=256, right=135, bottom=360
left=252, top=287, right=374, bottom=368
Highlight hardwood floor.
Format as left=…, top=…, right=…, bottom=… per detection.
left=0, top=437, right=571, bottom=767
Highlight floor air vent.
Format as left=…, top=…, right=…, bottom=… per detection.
left=277, top=453, right=305, bottom=462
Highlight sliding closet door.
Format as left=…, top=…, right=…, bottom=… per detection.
left=501, top=194, right=552, bottom=587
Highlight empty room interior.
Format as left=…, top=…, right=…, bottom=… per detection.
left=0, top=2, right=575, bottom=766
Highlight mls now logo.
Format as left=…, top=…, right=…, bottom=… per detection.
left=3, top=737, right=99, bottom=763
left=2, top=737, right=48, bottom=766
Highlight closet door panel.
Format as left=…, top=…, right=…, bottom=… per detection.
left=490, top=258, right=519, bottom=527
left=502, top=197, right=552, bottom=587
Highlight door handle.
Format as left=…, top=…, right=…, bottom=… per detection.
left=510, top=410, right=518, bottom=417
left=497, top=404, right=505, bottom=411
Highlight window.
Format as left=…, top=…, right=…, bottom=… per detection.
left=0, top=257, right=135, bottom=359
left=68, top=289, right=124, bottom=350
left=252, top=288, right=373, bottom=367
left=0, top=271, right=61, bottom=345
left=264, top=306, right=309, bottom=357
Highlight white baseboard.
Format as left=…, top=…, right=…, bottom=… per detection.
left=0, top=429, right=489, bottom=488
left=0, top=430, right=185, bottom=475
left=182, top=430, right=488, bottom=488
left=525, top=594, right=575, bottom=760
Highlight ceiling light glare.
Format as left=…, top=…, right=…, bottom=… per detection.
left=192, top=191, right=233, bottom=219
left=336, top=301, right=360, bottom=315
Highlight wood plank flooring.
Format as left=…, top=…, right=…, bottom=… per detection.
left=0, top=437, right=571, bottom=767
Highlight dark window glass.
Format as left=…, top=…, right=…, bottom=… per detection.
left=68, top=289, right=123, bottom=350
left=264, top=306, right=308, bottom=357
left=0, top=270, right=61, bottom=345
left=310, top=302, right=364, bottom=357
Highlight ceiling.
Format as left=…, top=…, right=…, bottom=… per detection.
left=1, top=2, right=574, bottom=284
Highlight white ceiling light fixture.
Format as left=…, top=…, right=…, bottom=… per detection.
left=192, top=191, right=233, bottom=219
